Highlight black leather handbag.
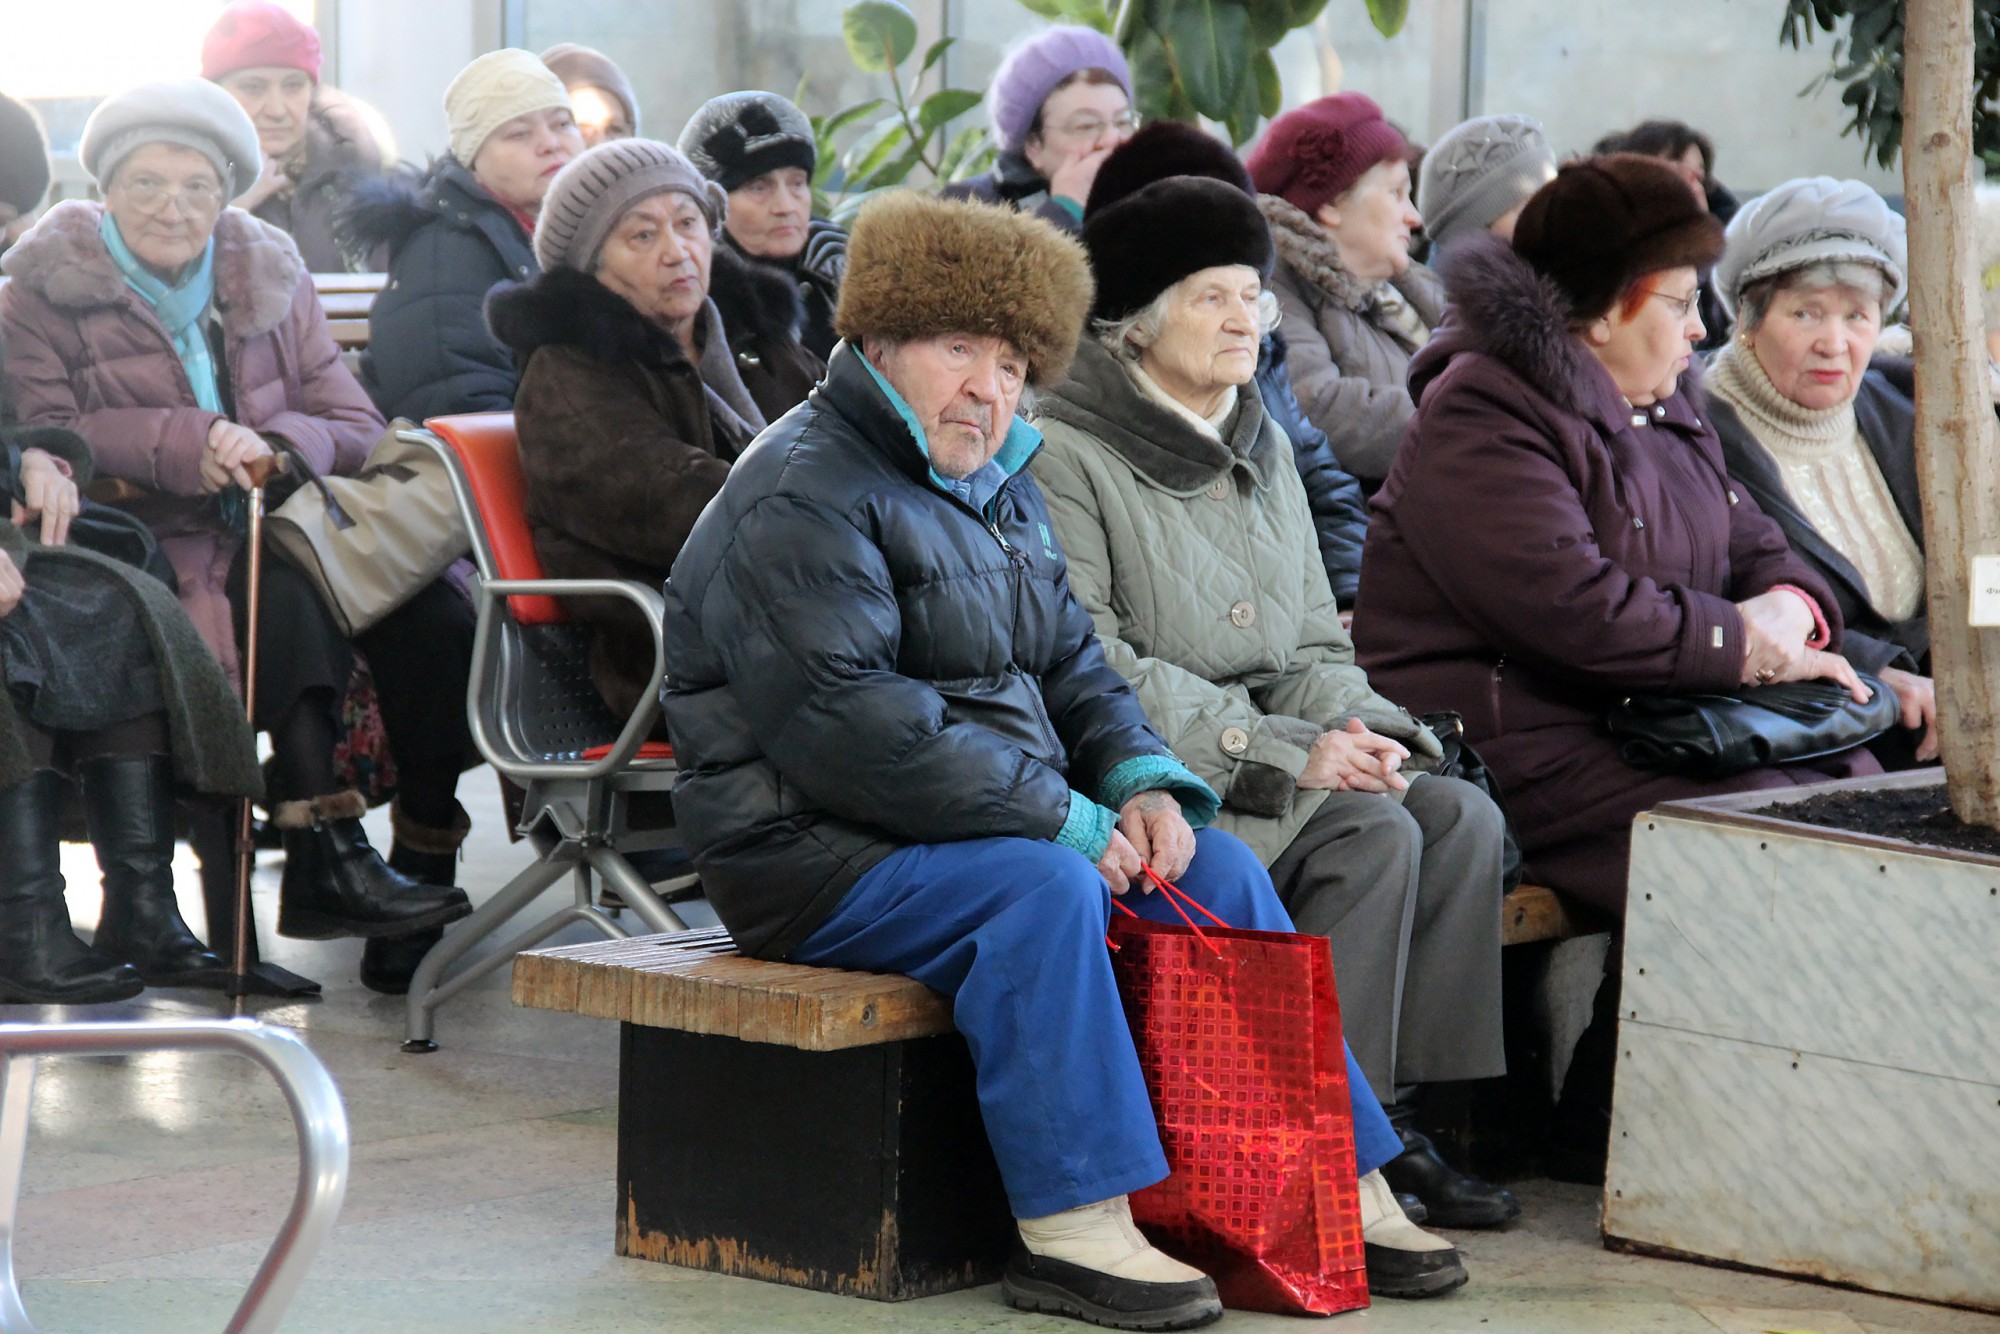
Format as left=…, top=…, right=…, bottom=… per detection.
left=1606, top=676, right=1900, bottom=780
left=1420, top=711, right=1524, bottom=891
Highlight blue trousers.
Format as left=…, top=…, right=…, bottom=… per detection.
left=792, top=827, right=1402, bottom=1218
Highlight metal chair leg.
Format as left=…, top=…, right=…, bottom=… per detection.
left=402, top=853, right=575, bottom=1051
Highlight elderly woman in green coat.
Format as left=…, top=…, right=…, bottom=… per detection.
left=1031, top=176, right=1516, bottom=1243
left=0, top=422, right=259, bottom=1003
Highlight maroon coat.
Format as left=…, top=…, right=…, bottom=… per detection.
left=1352, top=234, right=1877, bottom=916
left=1, top=201, right=385, bottom=689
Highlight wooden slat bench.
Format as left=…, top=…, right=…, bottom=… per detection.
left=513, top=927, right=1013, bottom=1302
left=311, top=272, right=383, bottom=352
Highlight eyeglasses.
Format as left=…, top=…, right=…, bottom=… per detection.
left=1648, top=289, right=1699, bottom=319
left=1047, top=111, right=1142, bottom=140
left=116, top=177, right=226, bottom=213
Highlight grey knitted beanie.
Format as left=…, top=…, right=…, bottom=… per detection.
left=534, top=137, right=727, bottom=272
left=1419, top=113, right=1557, bottom=250
left=679, top=91, right=816, bottom=193
left=80, top=77, right=263, bottom=196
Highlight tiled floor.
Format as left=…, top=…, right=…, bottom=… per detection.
left=10, top=773, right=1998, bottom=1333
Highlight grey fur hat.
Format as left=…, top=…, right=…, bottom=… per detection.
left=534, top=137, right=726, bottom=272
left=1419, top=114, right=1556, bottom=250
left=678, top=91, right=816, bottom=193
left=1717, top=176, right=1908, bottom=319
left=80, top=77, right=262, bottom=196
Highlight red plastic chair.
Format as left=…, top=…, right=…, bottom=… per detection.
left=396, top=415, right=693, bottom=1051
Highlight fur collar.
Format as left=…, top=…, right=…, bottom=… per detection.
left=1259, top=194, right=1376, bottom=313
left=2, top=199, right=303, bottom=339
left=1421, top=232, right=1609, bottom=418
left=1037, top=338, right=1283, bottom=495
left=486, top=265, right=691, bottom=371
left=706, top=244, right=806, bottom=349
left=336, top=156, right=495, bottom=259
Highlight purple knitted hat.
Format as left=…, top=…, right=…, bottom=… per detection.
left=986, top=25, right=1133, bottom=154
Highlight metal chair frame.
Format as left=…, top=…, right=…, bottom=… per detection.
left=0, top=1019, right=349, bottom=1334
left=400, top=423, right=691, bottom=1052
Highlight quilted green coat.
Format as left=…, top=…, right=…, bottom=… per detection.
left=1032, top=338, right=1440, bottom=866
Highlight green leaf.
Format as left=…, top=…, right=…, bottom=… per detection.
left=1285, top=0, right=1332, bottom=24
left=936, top=123, right=991, bottom=181
left=819, top=98, right=888, bottom=142
left=918, top=87, right=984, bottom=135
left=917, top=35, right=956, bottom=80
left=842, top=0, right=919, bottom=73
left=1158, top=0, right=1252, bottom=120
left=869, top=144, right=928, bottom=188
left=1252, top=49, right=1282, bottom=118
left=843, top=119, right=913, bottom=185
left=1364, top=0, right=1409, bottom=38
left=1245, top=0, right=1293, bottom=47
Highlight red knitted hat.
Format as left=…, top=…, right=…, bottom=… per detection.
left=202, top=2, right=323, bottom=83
left=1246, top=93, right=1410, bottom=218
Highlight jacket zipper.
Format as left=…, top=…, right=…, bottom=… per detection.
left=1488, top=656, right=1506, bottom=733
left=976, top=496, right=1059, bottom=759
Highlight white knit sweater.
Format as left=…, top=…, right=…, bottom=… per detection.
left=1706, top=341, right=1924, bottom=623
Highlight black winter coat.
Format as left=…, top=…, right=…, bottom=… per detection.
left=342, top=157, right=537, bottom=421
left=706, top=245, right=826, bottom=424
left=1709, top=364, right=1925, bottom=674
left=662, top=345, right=1184, bottom=960
left=941, top=150, right=1081, bottom=233
left=1257, top=331, right=1369, bottom=608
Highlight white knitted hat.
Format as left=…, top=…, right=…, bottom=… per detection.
left=445, top=49, right=571, bottom=168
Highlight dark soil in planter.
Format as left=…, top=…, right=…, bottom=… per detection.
left=1762, top=782, right=2000, bottom=857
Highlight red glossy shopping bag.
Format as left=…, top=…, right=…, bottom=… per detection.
left=1106, top=878, right=1368, bottom=1316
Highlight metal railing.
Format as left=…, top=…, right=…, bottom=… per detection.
left=0, top=1020, right=350, bottom=1334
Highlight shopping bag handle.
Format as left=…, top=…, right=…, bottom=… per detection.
left=1107, top=864, right=1225, bottom=954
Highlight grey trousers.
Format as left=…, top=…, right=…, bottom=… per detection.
left=1268, top=774, right=1507, bottom=1102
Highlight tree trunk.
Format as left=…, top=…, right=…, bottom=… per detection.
left=1902, top=0, right=2000, bottom=826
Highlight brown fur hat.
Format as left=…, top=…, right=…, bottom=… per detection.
left=1512, top=152, right=1724, bottom=322
left=835, top=191, right=1094, bottom=387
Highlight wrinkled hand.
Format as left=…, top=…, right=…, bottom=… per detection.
left=1298, top=718, right=1411, bottom=794
left=16, top=448, right=78, bottom=545
left=1047, top=142, right=1116, bottom=208
left=201, top=420, right=275, bottom=493
left=1097, top=829, right=1143, bottom=897
left=1118, top=790, right=1195, bottom=885
left=0, top=549, right=21, bottom=618
left=1738, top=588, right=1816, bottom=686
left=234, top=154, right=291, bottom=211
left=1877, top=666, right=1940, bottom=762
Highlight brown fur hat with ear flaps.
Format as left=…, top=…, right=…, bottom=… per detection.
left=1512, top=152, right=1724, bottom=322
left=834, top=191, right=1094, bottom=387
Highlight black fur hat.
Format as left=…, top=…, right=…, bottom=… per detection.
left=1085, top=119, right=1253, bottom=217
left=1083, top=175, right=1274, bottom=324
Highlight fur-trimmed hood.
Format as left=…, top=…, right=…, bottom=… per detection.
left=336, top=155, right=489, bottom=261
left=1, top=198, right=304, bottom=340
left=1416, top=231, right=1620, bottom=421
left=1036, top=337, right=1283, bottom=495
left=1260, top=194, right=1376, bottom=312
left=486, top=264, right=691, bottom=371
left=707, top=244, right=807, bottom=350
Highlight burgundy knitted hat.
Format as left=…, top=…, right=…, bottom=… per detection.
left=202, top=2, right=323, bottom=82
left=1246, top=93, right=1410, bottom=217
left=1511, top=152, right=1725, bottom=321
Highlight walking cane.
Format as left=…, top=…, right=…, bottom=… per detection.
left=230, top=453, right=283, bottom=1011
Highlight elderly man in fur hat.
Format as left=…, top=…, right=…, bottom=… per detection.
left=661, top=193, right=1412, bottom=1329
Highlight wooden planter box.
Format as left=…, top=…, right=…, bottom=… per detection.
left=1607, top=768, right=2000, bottom=1313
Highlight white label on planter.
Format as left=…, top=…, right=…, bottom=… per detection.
left=1973, top=555, right=2000, bottom=626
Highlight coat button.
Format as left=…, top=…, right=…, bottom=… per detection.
left=1633, top=518, right=1646, bottom=530
left=1230, top=601, right=1256, bottom=628
left=1728, top=489, right=1740, bottom=505
left=1654, top=404, right=1667, bottom=418
left=1220, top=727, right=1250, bottom=756
left=1206, top=477, right=1230, bottom=500
left=1630, top=413, right=1647, bottom=427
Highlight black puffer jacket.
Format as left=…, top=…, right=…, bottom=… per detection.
left=662, top=344, right=1200, bottom=960
left=341, top=156, right=536, bottom=421
left=1256, top=331, right=1369, bottom=608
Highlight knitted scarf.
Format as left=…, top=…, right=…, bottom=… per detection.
left=99, top=211, right=222, bottom=415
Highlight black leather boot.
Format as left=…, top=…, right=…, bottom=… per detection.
left=0, top=771, right=144, bottom=1004
left=1380, top=1103, right=1521, bottom=1229
left=77, top=754, right=229, bottom=987
left=359, top=800, right=467, bottom=996
left=186, top=807, right=321, bottom=999
left=274, top=791, right=471, bottom=941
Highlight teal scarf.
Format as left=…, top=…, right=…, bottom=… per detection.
left=99, top=211, right=221, bottom=413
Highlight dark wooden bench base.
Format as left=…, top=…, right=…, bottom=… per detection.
left=616, top=1022, right=1014, bottom=1301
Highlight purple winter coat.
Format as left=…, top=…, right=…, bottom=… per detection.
left=1352, top=234, right=1878, bottom=917
left=1, top=200, right=385, bottom=690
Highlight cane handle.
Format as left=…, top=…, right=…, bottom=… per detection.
left=243, top=454, right=286, bottom=489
